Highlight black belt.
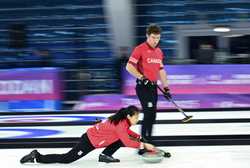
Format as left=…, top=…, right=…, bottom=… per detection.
left=136, top=79, right=157, bottom=85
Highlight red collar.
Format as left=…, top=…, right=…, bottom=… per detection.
left=145, top=41, right=159, bottom=50
left=126, top=118, right=131, bottom=126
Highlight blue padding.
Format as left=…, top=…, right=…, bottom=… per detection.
left=8, top=100, right=61, bottom=112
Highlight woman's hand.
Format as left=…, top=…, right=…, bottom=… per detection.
left=143, top=143, right=155, bottom=151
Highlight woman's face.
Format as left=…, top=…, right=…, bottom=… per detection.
left=127, top=112, right=139, bottom=125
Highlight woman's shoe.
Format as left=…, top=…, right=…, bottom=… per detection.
left=20, top=150, right=39, bottom=164
left=98, top=154, right=120, bottom=163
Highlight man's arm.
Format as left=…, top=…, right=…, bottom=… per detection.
left=126, top=63, right=143, bottom=80
left=158, top=62, right=169, bottom=87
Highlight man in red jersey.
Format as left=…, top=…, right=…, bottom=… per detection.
left=126, top=24, right=172, bottom=145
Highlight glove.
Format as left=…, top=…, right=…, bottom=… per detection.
left=140, top=76, right=150, bottom=86
left=163, top=87, right=172, bottom=100
left=140, top=137, right=148, bottom=143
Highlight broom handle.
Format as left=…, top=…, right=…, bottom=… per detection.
left=157, top=85, right=188, bottom=117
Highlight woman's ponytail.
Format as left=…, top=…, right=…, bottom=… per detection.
left=108, top=105, right=139, bottom=125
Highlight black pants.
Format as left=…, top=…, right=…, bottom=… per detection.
left=36, top=133, right=125, bottom=164
left=136, top=82, right=158, bottom=140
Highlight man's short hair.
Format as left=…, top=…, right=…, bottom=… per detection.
left=146, top=24, right=161, bottom=35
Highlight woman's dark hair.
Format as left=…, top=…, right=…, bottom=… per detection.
left=108, top=105, right=139, bottom=125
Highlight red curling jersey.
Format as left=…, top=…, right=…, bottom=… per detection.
left=128, top=42, right=164, bottom=82
left=86, top=119, right=141, bottom=149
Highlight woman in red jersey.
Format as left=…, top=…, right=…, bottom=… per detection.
left=20, top=105, right=155, bottom=164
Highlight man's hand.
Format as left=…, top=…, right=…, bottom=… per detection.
left=163, top=87, right=172, bottom=100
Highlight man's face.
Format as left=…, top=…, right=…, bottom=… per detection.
left=146, top=33, right=161, bottom=48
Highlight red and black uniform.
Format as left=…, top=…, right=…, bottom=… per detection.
left=128, top=42, right=164, bottom=140
left=35, top=119, right=141, bottom=164
left=87, top=119, right=140, bottom=148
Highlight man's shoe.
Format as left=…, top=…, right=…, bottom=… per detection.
left=20, top=150, right=39, bottom=164
left=98, top=154, right=120, bottom=163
